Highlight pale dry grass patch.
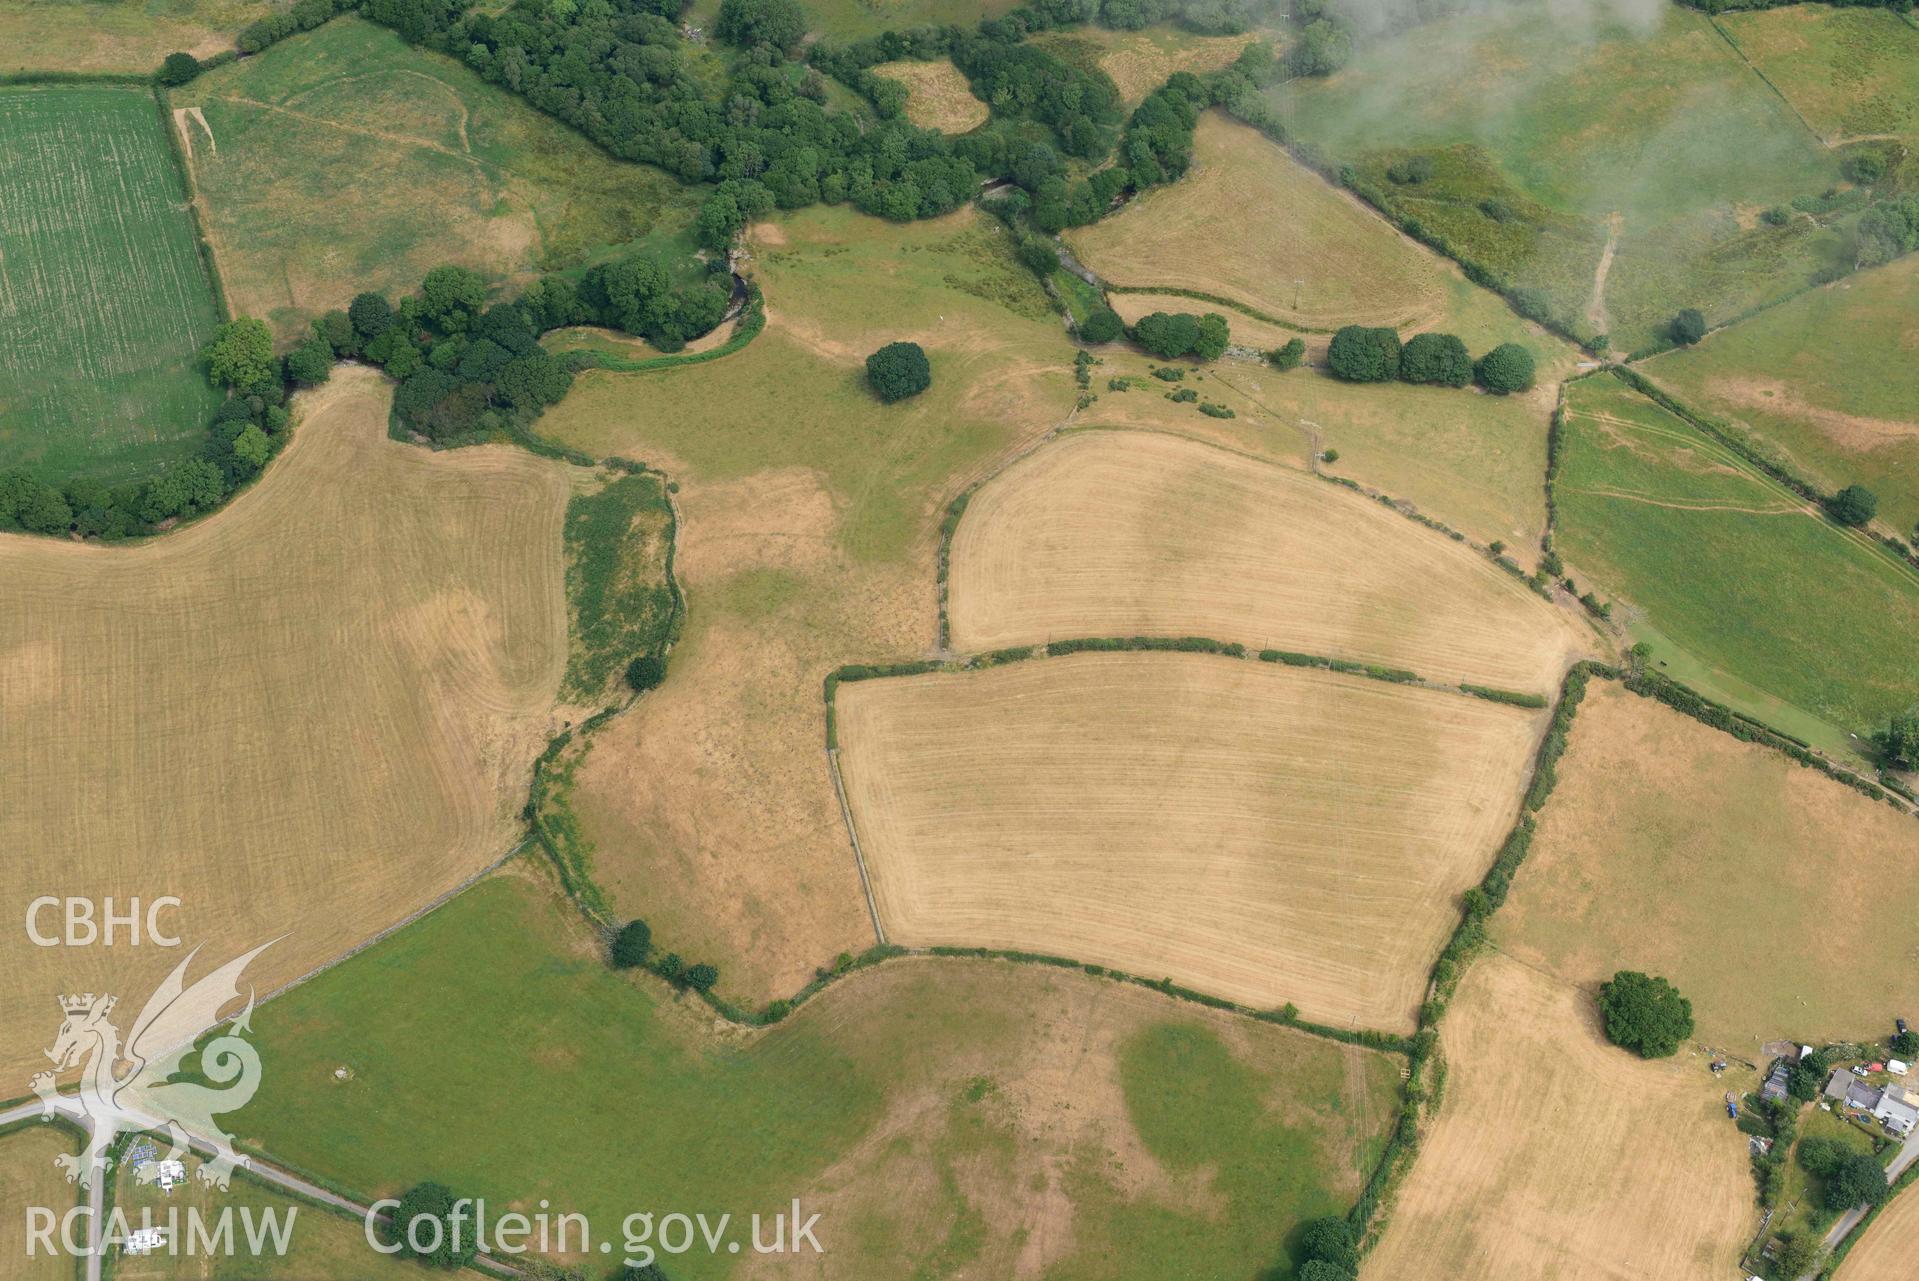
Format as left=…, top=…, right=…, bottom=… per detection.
left=872, top=59, right=989, bottom=133
left=836, top=652, right=1545, bottom=1032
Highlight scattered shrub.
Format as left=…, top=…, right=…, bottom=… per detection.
left=1386, top=154, right=1434, bottom=185
left=1841, top=150, right=1887, bottom=186
left=1267, top=337, right=1305, bottom=370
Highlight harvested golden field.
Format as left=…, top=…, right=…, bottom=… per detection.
left=1845, top=1183, right=1919, bottom=1281
left=1500, top=681, right=1919, bottom=1050
left=0, top=367, right=569, bottom=1082
left=872, top=58, right=989, bottom=133
left=0, top=1125, right=80, bottom=1281
left=1364, top=954, right=1757, bottom=1279
left=1065, top=114, right=1444, bottom=329
left=836, top=652, right=1545, bottom=1032
left=535, top=206, right=1078, bottom=1004
left=949, top=430, right=1586, bottom=693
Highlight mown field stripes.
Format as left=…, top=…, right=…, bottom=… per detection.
left=0, top=85, right=222, bottom=481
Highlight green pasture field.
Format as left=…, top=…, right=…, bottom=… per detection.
left=1643, top=255, right=1919, bottom=540
left=1719, top=4, right=1919, bottom=143
left=1271, top=2, right=1842, bottom=350
left=0, top=0, right=269, bottom=74
left=231, top=875, right=1401, bottom=1281
left=0, top=84, right=224, bottom=484
left=1553, top=376, right=1919, bottom=744
left=561, top=471, right=678, bottom=701
left=172, top=17, right=701, bottom=337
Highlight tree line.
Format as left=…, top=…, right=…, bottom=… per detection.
left=1324, top=324, right=1536, bottom=393
left=2, top=252, right=726, bottom=540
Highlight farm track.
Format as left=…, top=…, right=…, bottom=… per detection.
left=1585, top=380, right=1919, bottom=588
left=210, top=93, right=479, bottom=167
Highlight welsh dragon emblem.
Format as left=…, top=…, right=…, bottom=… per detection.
left=31, top=942, right=274, bottom=1190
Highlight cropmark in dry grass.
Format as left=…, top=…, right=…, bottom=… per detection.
left=171, top=17, right=700, bottom=338
left=531, top=205, right=1078, bottom=1006
left=0, top=368, right=569, bottom=1083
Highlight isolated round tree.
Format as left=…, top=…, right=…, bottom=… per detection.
left=158, top=52, right=201, bottom=86
left=1597, top=971, right=1693, bottom=1058
left=866, top=341, right=931, bottom=403
left=1473, top=342, right=1535, bottom=395
left=1827, top=484, right=1878, bottom=527
left=1670, top=308, right=1707, bottom=345
left=611, top=919, right=652, bottom=969
left=1268, top=337, right=1306, bottom=371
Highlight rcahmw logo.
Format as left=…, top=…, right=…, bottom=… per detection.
left=26, top=895, right=182, bottom=946
left=30, top=941, right=275, bottom=1190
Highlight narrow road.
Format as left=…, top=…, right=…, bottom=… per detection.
left=0, top=1097, right=522, bottom=1279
